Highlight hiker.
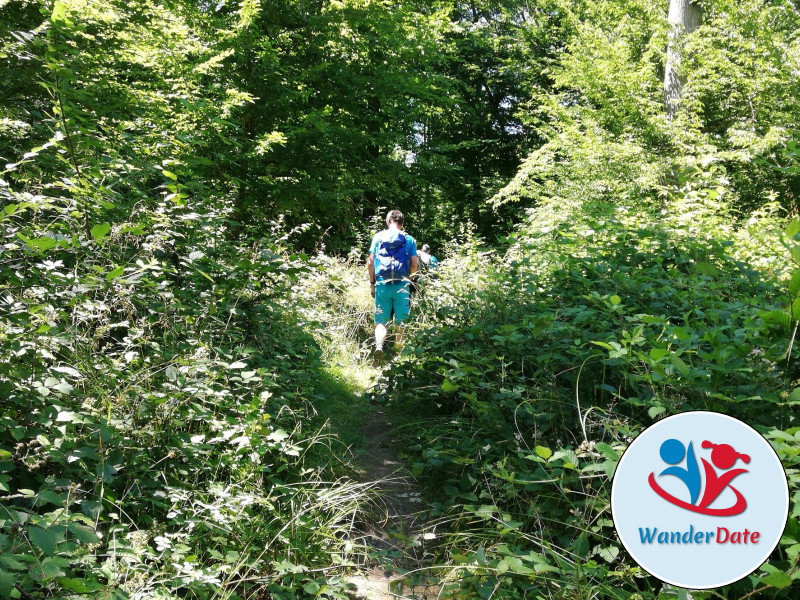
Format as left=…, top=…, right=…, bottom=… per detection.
left=368, top=210, right=418, bottom=365
left=418, top=244, right=439, bottom=271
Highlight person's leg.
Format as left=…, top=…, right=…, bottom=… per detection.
left=375, top=323, right=388, bottom=351
left=393, top=283, right=411, bottom=352
left=373, top=285, right=391, bottom=365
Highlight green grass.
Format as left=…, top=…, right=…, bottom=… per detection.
left=310, top=364, right=374, bottom=453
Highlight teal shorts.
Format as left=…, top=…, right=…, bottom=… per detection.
left=374, top=282, right=411, bottom=325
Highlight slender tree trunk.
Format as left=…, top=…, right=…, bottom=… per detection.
left=664, top=0, right=702, bottom=118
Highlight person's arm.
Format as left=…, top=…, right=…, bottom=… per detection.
left=409, top=237, right=419, bottom=277
left=368, top=253, right=376, bottom=297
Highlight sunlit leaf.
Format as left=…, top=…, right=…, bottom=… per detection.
left=91, top=223, right=111, bottom=240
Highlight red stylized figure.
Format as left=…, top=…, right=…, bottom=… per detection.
left=648, top=439, right=750, bottom=516
left=697, top=441, right=749, bottom=510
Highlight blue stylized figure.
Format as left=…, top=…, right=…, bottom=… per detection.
left=658, top=439, right=701, bottom=505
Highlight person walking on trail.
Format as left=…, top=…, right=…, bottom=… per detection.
left=418, top=244, right=439, bottom=271
left=368, top=210, right=418, bottom=366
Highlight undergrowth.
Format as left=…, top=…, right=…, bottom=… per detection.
left=0, top=190, right=372, bottom=599
left=385, top=190, right=800, bottom=599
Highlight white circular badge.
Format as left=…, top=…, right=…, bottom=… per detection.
left=611, top=411, right=788, bottom=589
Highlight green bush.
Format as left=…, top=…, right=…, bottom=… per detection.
left=387, top=194, right=800, bottom=599
left=0, top=188, right=367, bottom=599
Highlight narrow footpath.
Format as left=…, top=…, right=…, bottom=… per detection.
left=343, top=386, right=440, bottom=600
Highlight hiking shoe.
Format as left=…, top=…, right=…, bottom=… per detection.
left=372, top=349, right=384, bottom=368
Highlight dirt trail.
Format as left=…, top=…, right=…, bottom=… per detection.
left=344, top=403, right=439, bottom=600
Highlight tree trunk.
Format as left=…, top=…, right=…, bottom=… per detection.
left=664, top=0, right=702, bottom=118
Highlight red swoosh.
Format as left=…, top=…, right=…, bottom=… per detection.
left=648, top=473, right=747, bottom=516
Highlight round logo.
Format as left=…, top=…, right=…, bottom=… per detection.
left=611, top=411, right=789, bottom=589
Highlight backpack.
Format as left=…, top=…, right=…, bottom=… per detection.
left=376, top=230, right=409, bottom=282
left=418, top=250, right=432, bottom=272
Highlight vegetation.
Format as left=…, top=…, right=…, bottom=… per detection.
left=1, top=0, right=799, bottom=598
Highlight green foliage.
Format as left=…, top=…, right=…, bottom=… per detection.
left=0, top=4, right=374, bottom=596
left=0, top=168, right=371, bottom=597
left=387, top=194, right=800, bottom=598
left=3, top=0, right=800, bottom=598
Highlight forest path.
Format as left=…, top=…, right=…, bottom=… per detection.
left=342, top=373, right=440, bottom=600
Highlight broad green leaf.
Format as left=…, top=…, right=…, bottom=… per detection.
left=761, top=571, right=792, bottom=589
left=51, top=1, right=67, bottom=23
left=535, top=446, right=552, bottom=460
left=267, top=429, right=289, bottom=442
left=0, top=569, right=14, bottom=599
left=162, top=170, right=178, bottom=180
left=787, top=543, right=800, bottom=561
left=609, top=295, right=621, bottom=305
left=564, top=448, right=579, bottom=468
left=786, top=220, right=800, bottom=238
left=28, top=527, right=56, bottom=556
left=597, top=545, right=619, bottom=563
left=761, top=309, right=792, bottom=328
left=670, top=356, right=691, bottom=377
left=30, top=237, right=57, bottom=252
left=41, top=557, right=68, bottom=579
left=36, top=490, right=63, bottom=506
left=594, top=442, right=619, bottom=460
left=649, top=348, right=669, bottom=361
left=441, top=379, right=458, bottom=392
left=498, top=556, right=533, bottom=574
left=68, top=524, right=100, bottom=544
left=790, top=270, right=800, bottom=299
left=0, top=554, right=22, bottom=571
left=53, top=366, right=81, bottom=378
left=302, top=581, right=320, bottom=595
left=91, top=223, right=111, bottom=240
left=106, top=266, right=124, bottom=281
left=53, top=382, right=73, bottom=394
left=60, top=578, right=89, bottom=593
left=533, top=561, right=561, bottom=574
left=648, top=405, right=666, bottom=419
left=693, top=261, right=718, bottom=276
left=602, top=459, right=618, bottom=479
